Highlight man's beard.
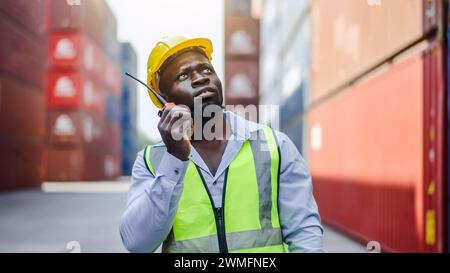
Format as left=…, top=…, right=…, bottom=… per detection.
left=190, top=97, right=224, bottom=122
left=190, top=97, right=225, bottom=140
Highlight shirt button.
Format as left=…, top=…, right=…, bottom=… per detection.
left=213, top=181, right=217, bottom=185
left=174, top=169, right=179, bottom=175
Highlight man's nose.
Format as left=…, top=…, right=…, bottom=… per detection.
left=191, top=72, right=210, bottom=88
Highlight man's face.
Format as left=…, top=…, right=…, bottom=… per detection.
left=158, top=50, right=223, bottom=112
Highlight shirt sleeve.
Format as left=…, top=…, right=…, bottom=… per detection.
left=119, top=148, right=189, bottom=253
left=275, top=131, right=324, bottom=253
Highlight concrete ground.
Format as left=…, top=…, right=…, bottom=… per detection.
left=0, top=180, right=367, bottom=253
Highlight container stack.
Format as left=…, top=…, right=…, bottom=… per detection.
left=259, top=0, right=310, bottom=155
left=44, top=0, right=122, bottom=181
left=0, top=0, right=47, bottom=190
left=307, top=0, right=445, bottom=252
left=119, top=43, right=138, bottom=176
left=224, top=0, right=260, bottom=120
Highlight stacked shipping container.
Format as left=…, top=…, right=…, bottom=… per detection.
left=224, top=0, right=260, bottom=117
left=120, top=43, right=138, bottom=176
left=0, top=0, right=47, bottom=190
left=44, top=0, right=121, bottom=181
left=260, top=0, right=311, bottom=154
left=307, top=0, right=446, bottom=252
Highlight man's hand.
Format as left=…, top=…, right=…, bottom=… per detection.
left=157, top=105, right=192, bottom=161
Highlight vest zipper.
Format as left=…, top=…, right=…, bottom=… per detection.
left=215, top=207, right=228, bottom=253
left=195, top=165, right=229, bottom=253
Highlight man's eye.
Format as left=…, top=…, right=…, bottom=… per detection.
left=202, top=67, right=212, bottom=74
left=178, top=73, right=188, bottom=80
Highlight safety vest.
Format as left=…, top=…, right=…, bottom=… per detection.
left=144, top=126, right=285, bottom=253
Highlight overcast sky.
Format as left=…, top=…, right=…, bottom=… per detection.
left=107, top=0, right=224, bottom=140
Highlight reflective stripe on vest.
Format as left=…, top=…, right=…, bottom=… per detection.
left=144, top=126, right=285, bottom=253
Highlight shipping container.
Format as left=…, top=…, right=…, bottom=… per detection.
left=103, top=58, right=122, bottom=95
left=225, top=16, right=260, bottom=58
left=121, top=130, right=137, bottom=176
left=310, top=0, right=440, bottom=104
left=48, top=32, right=104, bottom=80
left=46, top=109, right=104, bottom=146
left=120, top=86, right=137, bottom=131
left=225, top=0, right=251, bottom=16
left=43, top=0, right=122, bottom=182
left=104, top=122, right=121, bottom=179
left=279, top=0, right=309, bottom=49
left=105, top=92, right=120, bottom=123
left=225, top=59, right=259, bottom=100
left=103, top=3, right=120, bottom=64
left=120, top=43, right=138, bottom=175
left=0, top=0, right=46, bottom=40
left=308, top=41, right=445, bottom=252
left=0, top=16, right=46, bottom=89
left=47, top=146, right=85, bottom=181
left=0, top=75, right=45, bottom=138
left=45, top=0, right=107, bottom=51
left=46, top=145, right=119, bottom=181
left=260, top=0, right=281, bottom=54
left=46, top=70, right=105, bottom=113
left=0, top=134, right=43, bottom=190
left=46, top=124, right=121, bottom=181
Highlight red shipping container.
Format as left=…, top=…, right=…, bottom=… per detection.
left=47, top=147, right=85, bottom=181
left=0, top=16, right=46, bottom=89
left=48, top=32, right=105, bottom=81
left=0, top=75, right=45, bottom=138
left=46, top=109, right=104, bottom=146
left=0, top=0, right=46, bottom=39
left=45, top=0, right=106, bottom=50
left=46, top=143, right=118, bottom=181
left=311, top=0, right=440, bottom=104
left=0, top=134, right=43, bottom=190
left=308, top=41, right=445, bottom=252
left=225, top=15, right=260, bottom=58
left=46, top=70, right=105, bottom=113
left=101, top=122, right=121, bottom=179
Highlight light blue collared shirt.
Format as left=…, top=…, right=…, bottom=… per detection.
left=120, top=111, right=323, bottom=253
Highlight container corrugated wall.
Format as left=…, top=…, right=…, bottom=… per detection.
left=0, top=0, right=46, bottom=190
left=306, top=0, right=446, bottom=252
left=310, top=0, right=438, bottom=105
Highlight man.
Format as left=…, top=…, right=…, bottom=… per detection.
left=120, top=36, right=323, bottom=253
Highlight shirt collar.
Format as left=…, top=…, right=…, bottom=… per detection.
left=226, top=111, right=263, bottom=141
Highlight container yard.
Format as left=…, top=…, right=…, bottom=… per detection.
left=0, top=0, right=449, bottom=255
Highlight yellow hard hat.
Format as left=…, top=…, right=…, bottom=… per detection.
left=147, top=36, right=213, bottom=109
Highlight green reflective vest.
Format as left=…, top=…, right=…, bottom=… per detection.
left=144, top=126, right=285, bottom=253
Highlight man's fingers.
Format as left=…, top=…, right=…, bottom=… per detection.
left=160, top=104, right=173, bottom=120
left=169, top=110, right=191, bottom=127
left=170, top=111, right=192, bottom=141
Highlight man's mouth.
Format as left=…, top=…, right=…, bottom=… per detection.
left=197, top=90, right=215, bottom=99
left=194, top=87, right=217, bottom=99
